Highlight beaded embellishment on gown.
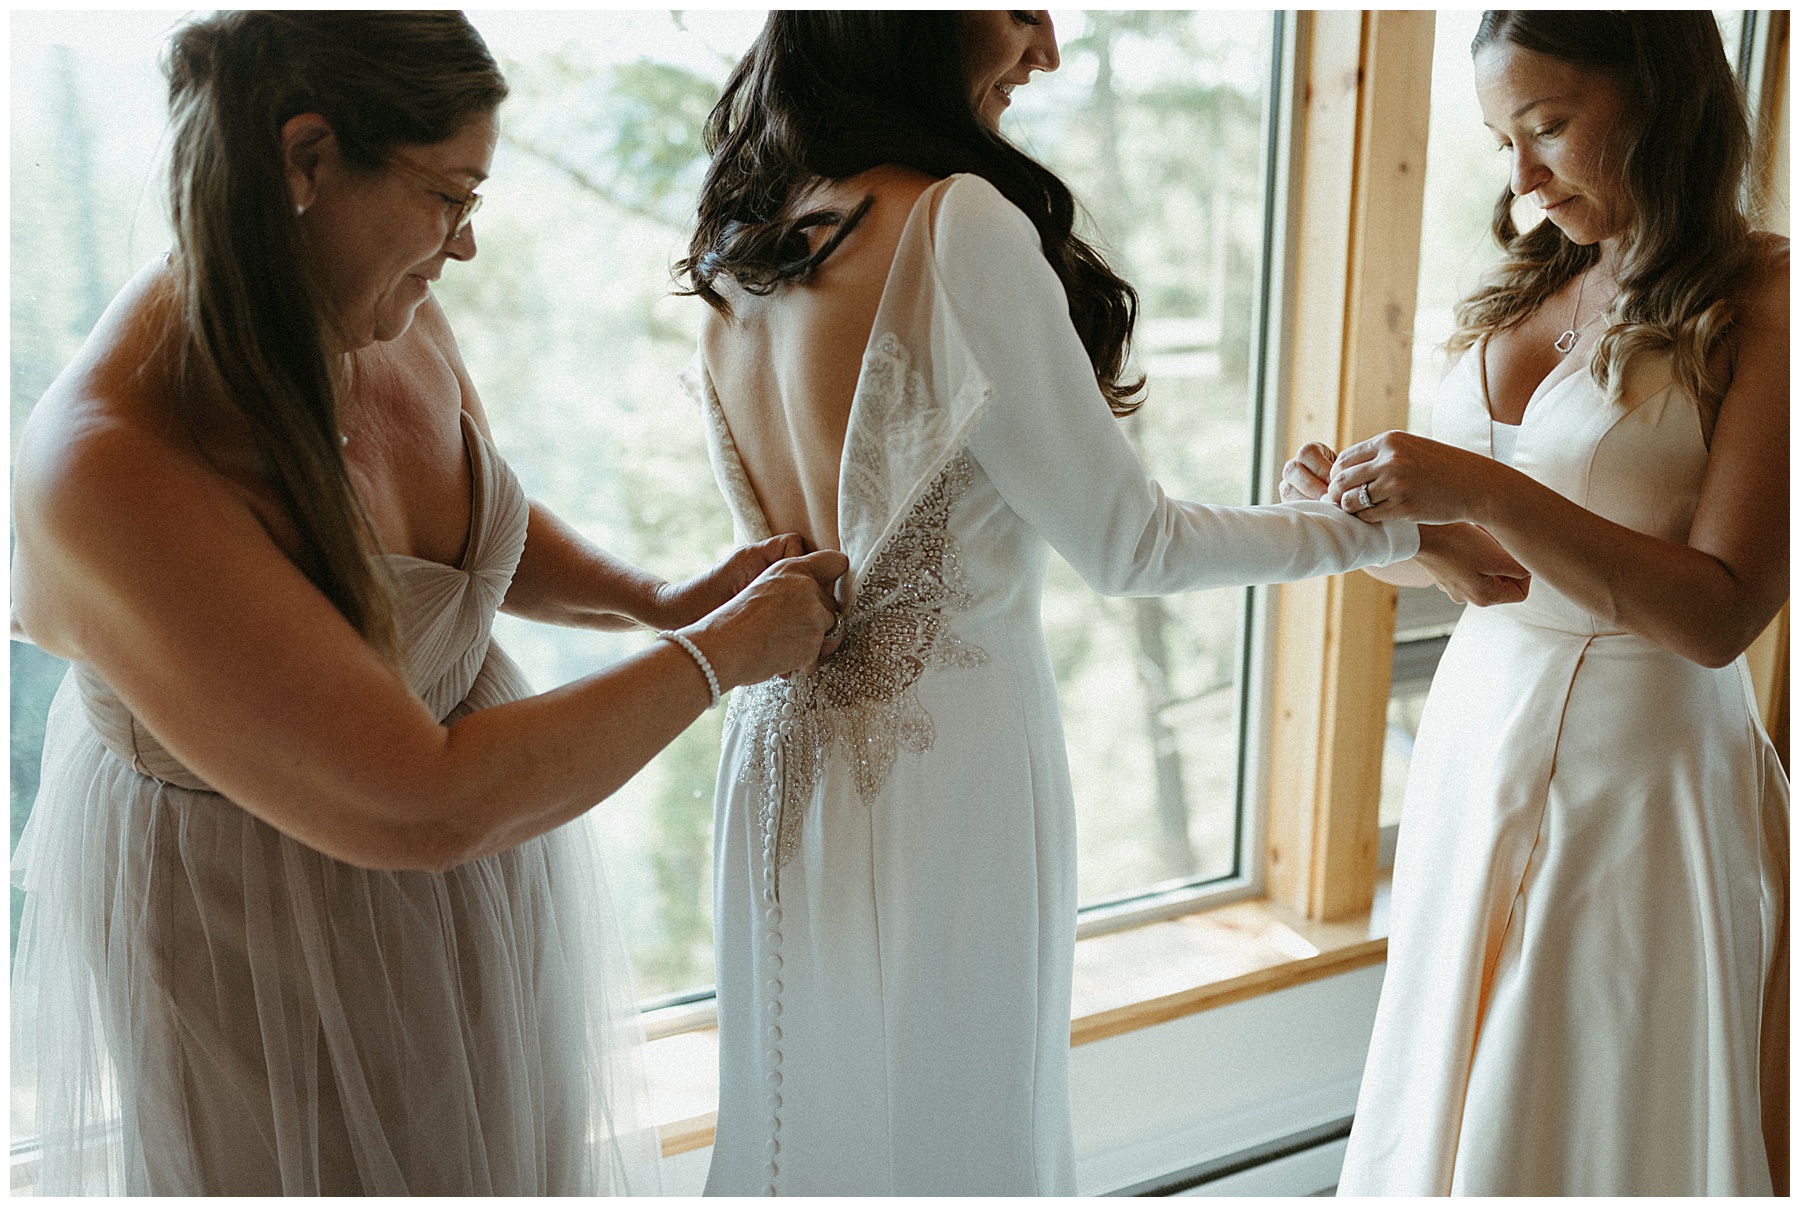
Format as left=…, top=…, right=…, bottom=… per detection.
left=733, top=453, right=988, bottom=872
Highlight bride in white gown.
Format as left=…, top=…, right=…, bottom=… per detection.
left=677, top=11, right=1528, bottom=1196
left=10, top=11, right=844, bottom=1195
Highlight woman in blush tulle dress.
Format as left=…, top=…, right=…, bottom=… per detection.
left=1284, top=10, right=1787, bottom=1195
left=10, top=11, right=845, bottom=1195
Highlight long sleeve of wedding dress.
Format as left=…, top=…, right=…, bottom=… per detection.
left=940, top=174, right=1419, bottom=593
left=699, top=173, right=1416, bottom=1197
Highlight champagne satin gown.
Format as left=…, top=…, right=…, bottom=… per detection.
left=1338, top=341, right=1788, bottom=1195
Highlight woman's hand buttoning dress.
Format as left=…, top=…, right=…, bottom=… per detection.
left=678, top=11, right=1426, bottom=1196
left=1283, top=11, right=1787, bottom=1196
left=9, top=11, right=844, bottom=1196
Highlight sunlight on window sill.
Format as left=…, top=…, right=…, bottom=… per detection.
left=646, top=878, right=1394, bottom=1157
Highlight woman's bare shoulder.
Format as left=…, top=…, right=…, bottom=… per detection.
left=17, top=266, right=189, bottom=510
left=1741, top=232, right=1789, bottom=330
left=12, top=379, right=242, bottom=660
left=13, top=262, right=253, bottom=640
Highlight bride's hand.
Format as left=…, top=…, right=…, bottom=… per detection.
left=1278, top=441, right=1338, bottom=502
left=1326, top=430, right=1495, bottom=525
left=1415, top=524, right=1530, bottom=607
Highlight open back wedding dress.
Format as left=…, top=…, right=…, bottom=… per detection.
left=688, top=174, right=1420, bottom=1195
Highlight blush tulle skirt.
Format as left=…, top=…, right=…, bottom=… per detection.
left=12, top=669, right=661, bottom=1195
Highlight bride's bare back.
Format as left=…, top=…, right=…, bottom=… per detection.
left=701, top=166, right=938, bottom=553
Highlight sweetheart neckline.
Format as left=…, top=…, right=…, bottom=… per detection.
left=378, top=409, right=487, bottom=574
left=1474, top=333, right=1591, bottom=429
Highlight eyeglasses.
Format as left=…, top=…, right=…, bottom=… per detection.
left=386, top=149, right=483, bottom=239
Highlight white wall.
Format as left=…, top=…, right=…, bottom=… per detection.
left=657, top=962, right=1386, bottom=1196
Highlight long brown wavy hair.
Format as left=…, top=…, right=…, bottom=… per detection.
left=163, top=11, right=507, bottom=661
left=678, top=11, right=1144, bottom=415
left=1450, top=11, right=1756, bottom=422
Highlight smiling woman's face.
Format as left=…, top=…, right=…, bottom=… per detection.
left=299, top=111, right=497, bottom=351
left=1475, top=41, right=1631, bottom=248
left=961, top=10, right=1060, bottom=130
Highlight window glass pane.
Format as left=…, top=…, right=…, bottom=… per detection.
left=1385, top=10, right=1492, bottom=838
left=1009, top=11, right=1276, bottom=905
left=1409, top=10, right=1495, bottom=434
left=1382, top=587, right=1462, bottom=833
left=10, top=11, right=1278, bottom=1005
left=1716, top=10, right=1748, bottom=69
left=12, top=11, right=178, bottom=958
left=450, top=11, right=770, bottom=1005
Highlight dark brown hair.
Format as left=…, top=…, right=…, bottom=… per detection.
left=679, top=11, right=1144, bottom=415
left=163, top=11, right=507, bottom=659
left=1452, top=11, right=1755, bottom=418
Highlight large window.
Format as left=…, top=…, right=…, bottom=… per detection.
left=10, top=11, right=1280, bottom=1005
left=998, top=11, right=1282, bottom=916
left=1380, top=8, right=1493, bottom=847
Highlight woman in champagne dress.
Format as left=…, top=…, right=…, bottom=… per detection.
left=675, top=11, right=1524, bottom=1196
left=1285, top=11, right=1788, bottom=1195
left=10, top=12, right=843, bottom=1195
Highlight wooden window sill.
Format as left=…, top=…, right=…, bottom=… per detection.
left=646, top=880, right=1393, bottom=1158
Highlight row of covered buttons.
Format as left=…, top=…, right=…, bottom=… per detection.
left=758, top=785, right=785, bottom=1194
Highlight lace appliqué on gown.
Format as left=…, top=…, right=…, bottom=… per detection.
left=838, top=332, right=961, bottom=558
left=731, top=453, right=988, bottom=872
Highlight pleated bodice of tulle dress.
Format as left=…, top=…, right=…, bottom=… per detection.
left=13, top=409, right=660, bottom=1195
left=72, top=410, right=529, bottom=784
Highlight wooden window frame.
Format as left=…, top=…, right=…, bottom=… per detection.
left=1739, top=10, right=1790, bottom=769
left=1265, top=9, right=1434, bottom=923
left=1266, top=7, right=1791, bottom=921
left=9, top=13, right=1784, bottom=1185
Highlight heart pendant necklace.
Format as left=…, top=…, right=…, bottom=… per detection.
left=1553, top=271, right=1588, bottom=355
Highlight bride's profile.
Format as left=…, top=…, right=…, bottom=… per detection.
left=676, top=9, right=1527, bottom=1195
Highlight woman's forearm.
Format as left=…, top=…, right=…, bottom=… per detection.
left=1329, top=418, right=1785, bottom=659
left=1361, top=558, right=1436, bottom=588
left=1473, top=474, right=1781, bottom=666
left=399, top=639, right=716, bottom=869
left=501, top=503, right=676, bottom=630
left=293, top=551, right=842, bottom=872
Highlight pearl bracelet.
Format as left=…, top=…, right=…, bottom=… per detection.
left=659, top=630, right=721, bottom=709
